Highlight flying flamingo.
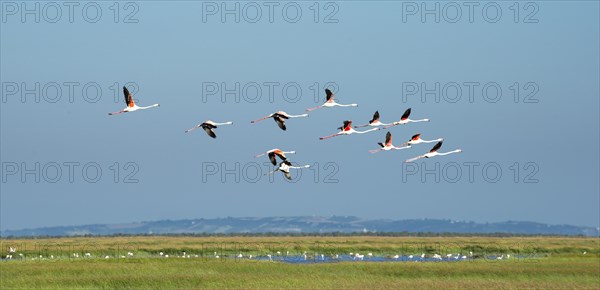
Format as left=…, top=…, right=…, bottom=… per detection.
left=306, top=89, right=358, bottom=111
left=185, top=120, right=233, bottom=138
left=369, top=131, right=411, bottom=153
left=320, top=120, right=380, bottom=140
left=383, top=108, right=429, bottom=128
left=255, top=149, right=296, bottom=166
left=108, top=86, right=159, bottom=115
left=266, top=160, right=310, bottom=180
left=405, top=141, right=462, bottom=163
left=251, top=111, right=308, bottom=131
left=399, top=133, right=443, bottom=147
left=354, top=111, right=392, bottom=128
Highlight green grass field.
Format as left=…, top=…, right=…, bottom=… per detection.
left=1, top=236, right=599, bottom=289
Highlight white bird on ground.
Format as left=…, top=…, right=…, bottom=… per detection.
left=109, top=86, right=159, bottom=115
left=405, top=141, right=462, bottom=163
left=306, top=89, right=358, bottom=111
left=393, top=254, right=400, bottom=259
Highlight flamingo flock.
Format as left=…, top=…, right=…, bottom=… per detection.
left=108, top=86, right=462, bottom=180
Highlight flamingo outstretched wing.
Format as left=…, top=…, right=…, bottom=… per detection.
left=123, top=86, right=135, bottom=107
left=325, top=89, right=334, bottom=102
left=401, top=108, right=411, bottom=120
left=429, top=141, right=443, bottom=153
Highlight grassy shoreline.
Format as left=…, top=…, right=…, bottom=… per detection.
left=1, top=236, right=598, bottom=289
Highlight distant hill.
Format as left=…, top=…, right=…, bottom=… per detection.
left=1, top=216, right=598, bottom=237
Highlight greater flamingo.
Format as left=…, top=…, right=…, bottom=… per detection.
left=255, top=149, right=296, bottom=166
left=399, top=133, right=443, bottom=147
left=306, top=89, right=358, bottom=111
left=320, top=120, right=380, bottom=140
left=251, top=111, right=308, bottom=131
left=369, top=131, right=411, bottom=153
left=405, top=141, right=462, bottom=163
left=354, top=111, right=392, bottom=128
left=266, top=160, right=310, bottom=180
left=185, top=120, right=233, bottom=138
left=383, top=108, right=429, bottom=128
left=108, top=86, right=159, bottom=115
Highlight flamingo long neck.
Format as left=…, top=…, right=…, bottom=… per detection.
left=393, top=145, right=410, bottom=150
left=355, top=127, right=379, bottom=134
left=284, top=151, right=296, bottom=154
left=422, top=138, right=442, bottom=143
left=408, top=118, right=429, bottom=123
left=213, top=121, right=233, bottom=126
left=437, top=150, right=461, bottom=156
left=290, top=165, right=310, bottom=169
left=138, top=104, right=159, bottom=110
left=287, top=114, right=309, bottom=118
left=336, top=103, right=358, bottom=107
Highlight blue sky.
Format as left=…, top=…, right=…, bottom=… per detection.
left=1, top=1, right=599, bottom=230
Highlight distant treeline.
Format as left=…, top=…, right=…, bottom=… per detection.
left=1, top=231, right=595, bottom=240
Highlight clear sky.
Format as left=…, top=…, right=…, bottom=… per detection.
left=1, top=1, right=599, bottom=230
